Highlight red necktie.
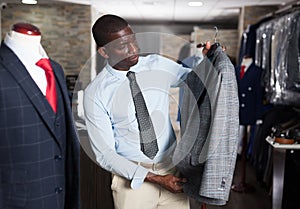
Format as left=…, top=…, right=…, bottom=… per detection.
left=240, top=65, right=246, bottom=79
left=36, top=58, right=57, bottom=113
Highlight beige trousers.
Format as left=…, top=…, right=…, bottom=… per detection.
left=111, top=168, right=190, bottom=209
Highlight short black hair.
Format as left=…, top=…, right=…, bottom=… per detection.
left=92, top=14, right=129, bottom=48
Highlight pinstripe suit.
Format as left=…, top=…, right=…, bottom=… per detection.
left=0, top=43, right=80, bottom=209
left=174, top=46, right=239, bottom=205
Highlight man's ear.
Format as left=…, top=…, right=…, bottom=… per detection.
left=98, top=47, right=109, bottom=59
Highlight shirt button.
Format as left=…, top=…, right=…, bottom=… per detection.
left=54, top=155, right=62, bottom=161
left=241, top=104, right=245, bottom=108
left=241, top=93, right=246, bottom=97
left=248, top=87, right=252, bottom=91
left=55, top=187, right=63, bottom=194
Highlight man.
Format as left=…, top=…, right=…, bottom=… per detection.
left=0, top=23, right=80, bottom=209
left=84, top=14, right=200, bottom=209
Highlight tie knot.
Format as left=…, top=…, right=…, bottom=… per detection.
left=36, top=58, right=52, bottom=72
left=241, top=65, right=246, bottom=70
left=126, top=71, right=136, bottom=81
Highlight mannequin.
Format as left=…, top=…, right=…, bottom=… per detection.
left=0, top=23, right=80, bottom=209
left=12, top=22, right=41, bottom=35
left=4, top=23, right=48, bottom=95
left=232, top=55, right=264, bottom=193
left=240, top=56, right=253, bottom=75
left=7, top=22, right=42, bottom=51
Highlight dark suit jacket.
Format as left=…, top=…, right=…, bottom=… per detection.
left=235, top=63, right=264, bottom=125
left=0, top=43, right=80, bottom=209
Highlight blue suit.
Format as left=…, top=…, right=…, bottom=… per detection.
left=235, top=63, right=264, bottom=125
left=0, top=43, right=80, bottom=209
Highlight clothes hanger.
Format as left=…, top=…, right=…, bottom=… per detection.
left=196, top=26, right=221, bottom=59
left=206, top=26, right=221, bottom=58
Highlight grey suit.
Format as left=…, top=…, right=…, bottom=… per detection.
left=174, top=46, right=239, bottom=205
left=0, top=43, right=80, bottom=209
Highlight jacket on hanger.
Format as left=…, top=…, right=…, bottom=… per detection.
left=173, top=46, right=239, bottom=205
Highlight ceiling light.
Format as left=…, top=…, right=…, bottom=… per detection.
left=22, top=0, right=38, bottom=5
left=188, top=1, right=203, bottom=7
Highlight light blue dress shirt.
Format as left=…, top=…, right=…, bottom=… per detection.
left=84, top=54, right=191, bottom=189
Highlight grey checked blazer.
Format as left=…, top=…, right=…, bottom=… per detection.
left=174, top=46, right=239, bottom=205
left=0, top=42, right=80, bottom=209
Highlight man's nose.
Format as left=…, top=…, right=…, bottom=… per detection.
left=128, top=42, right=139, bottom=54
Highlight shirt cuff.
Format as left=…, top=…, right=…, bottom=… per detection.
left=130, top=165, right=149, bottom=189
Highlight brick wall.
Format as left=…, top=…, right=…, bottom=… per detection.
left=237, top=5, right=278, bottom=59
left=243, top=6, right=278, bottom=30
left=193, top=28, right=238, bottom=64
left=1, top=3, right=91, bottom=79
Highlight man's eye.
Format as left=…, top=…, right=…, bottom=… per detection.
left=116, top=44, right=126, bottom=50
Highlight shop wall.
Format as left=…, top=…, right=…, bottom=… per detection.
left=1, top=3, right=91, bottom=79
left=237, top=5, right=279, bottom=60
left=193, top=28, right=238, bottom=65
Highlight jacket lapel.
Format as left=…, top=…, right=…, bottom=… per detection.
left=51, top=60, right=71, bottom=110
left=0, top=43, right=61, bottom=148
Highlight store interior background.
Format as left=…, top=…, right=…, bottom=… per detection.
left=0, top=0, right=299, bottom=208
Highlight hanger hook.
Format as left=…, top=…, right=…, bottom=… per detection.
left=214, top=26, right=218, bottom=43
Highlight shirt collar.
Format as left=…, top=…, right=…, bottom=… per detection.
left=106, top=63, right=138, bottom=80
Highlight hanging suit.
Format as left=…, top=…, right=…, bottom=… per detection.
left=0, top=43, right=80, bottom=209
left=174, top=46, right=239, bottom=205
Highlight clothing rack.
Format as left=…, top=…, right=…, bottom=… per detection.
left=263, top=0, right=300, bottom=19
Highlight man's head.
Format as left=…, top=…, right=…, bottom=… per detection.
left=92, top=14, right=139, bottom=71
left=92, top=14, right=128, bottom=48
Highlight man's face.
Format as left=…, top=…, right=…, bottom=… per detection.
left=101, top=26, right=139, bottom=71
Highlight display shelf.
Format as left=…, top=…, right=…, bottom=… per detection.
left=265, top=136, right=300, bottom=150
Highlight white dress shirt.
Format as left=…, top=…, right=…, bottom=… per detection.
left=84, top=54, right=191, bottom=189
left=4, top=31, right=48, bottom=95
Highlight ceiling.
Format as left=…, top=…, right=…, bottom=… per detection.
left=3, top=0, right=298, bottom=26
left=54, top=0, right=297, bottom=24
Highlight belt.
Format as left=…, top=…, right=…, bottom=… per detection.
left=132, top=158, right=173, bottom=171
left=132, top=161, right=165, bottom=171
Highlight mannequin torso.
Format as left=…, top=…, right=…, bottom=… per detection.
left=4, top=23, right=48, bottom=95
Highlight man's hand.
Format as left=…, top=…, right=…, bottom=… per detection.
left=145, top=173, right=187, bottom=193
left=202, top=41, right=211, bottom=56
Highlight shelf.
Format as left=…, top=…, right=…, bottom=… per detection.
left=265, top=136, right=300, bottom=150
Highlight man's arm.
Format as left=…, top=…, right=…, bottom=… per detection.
left=83, top=87, right=149, bottom=189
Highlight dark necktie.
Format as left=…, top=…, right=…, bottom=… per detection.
left=127, top=71, right=159, bottom=159
left=240, top=65, right=246, bottom=79
left=36, top=58, right=57, bottom=113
